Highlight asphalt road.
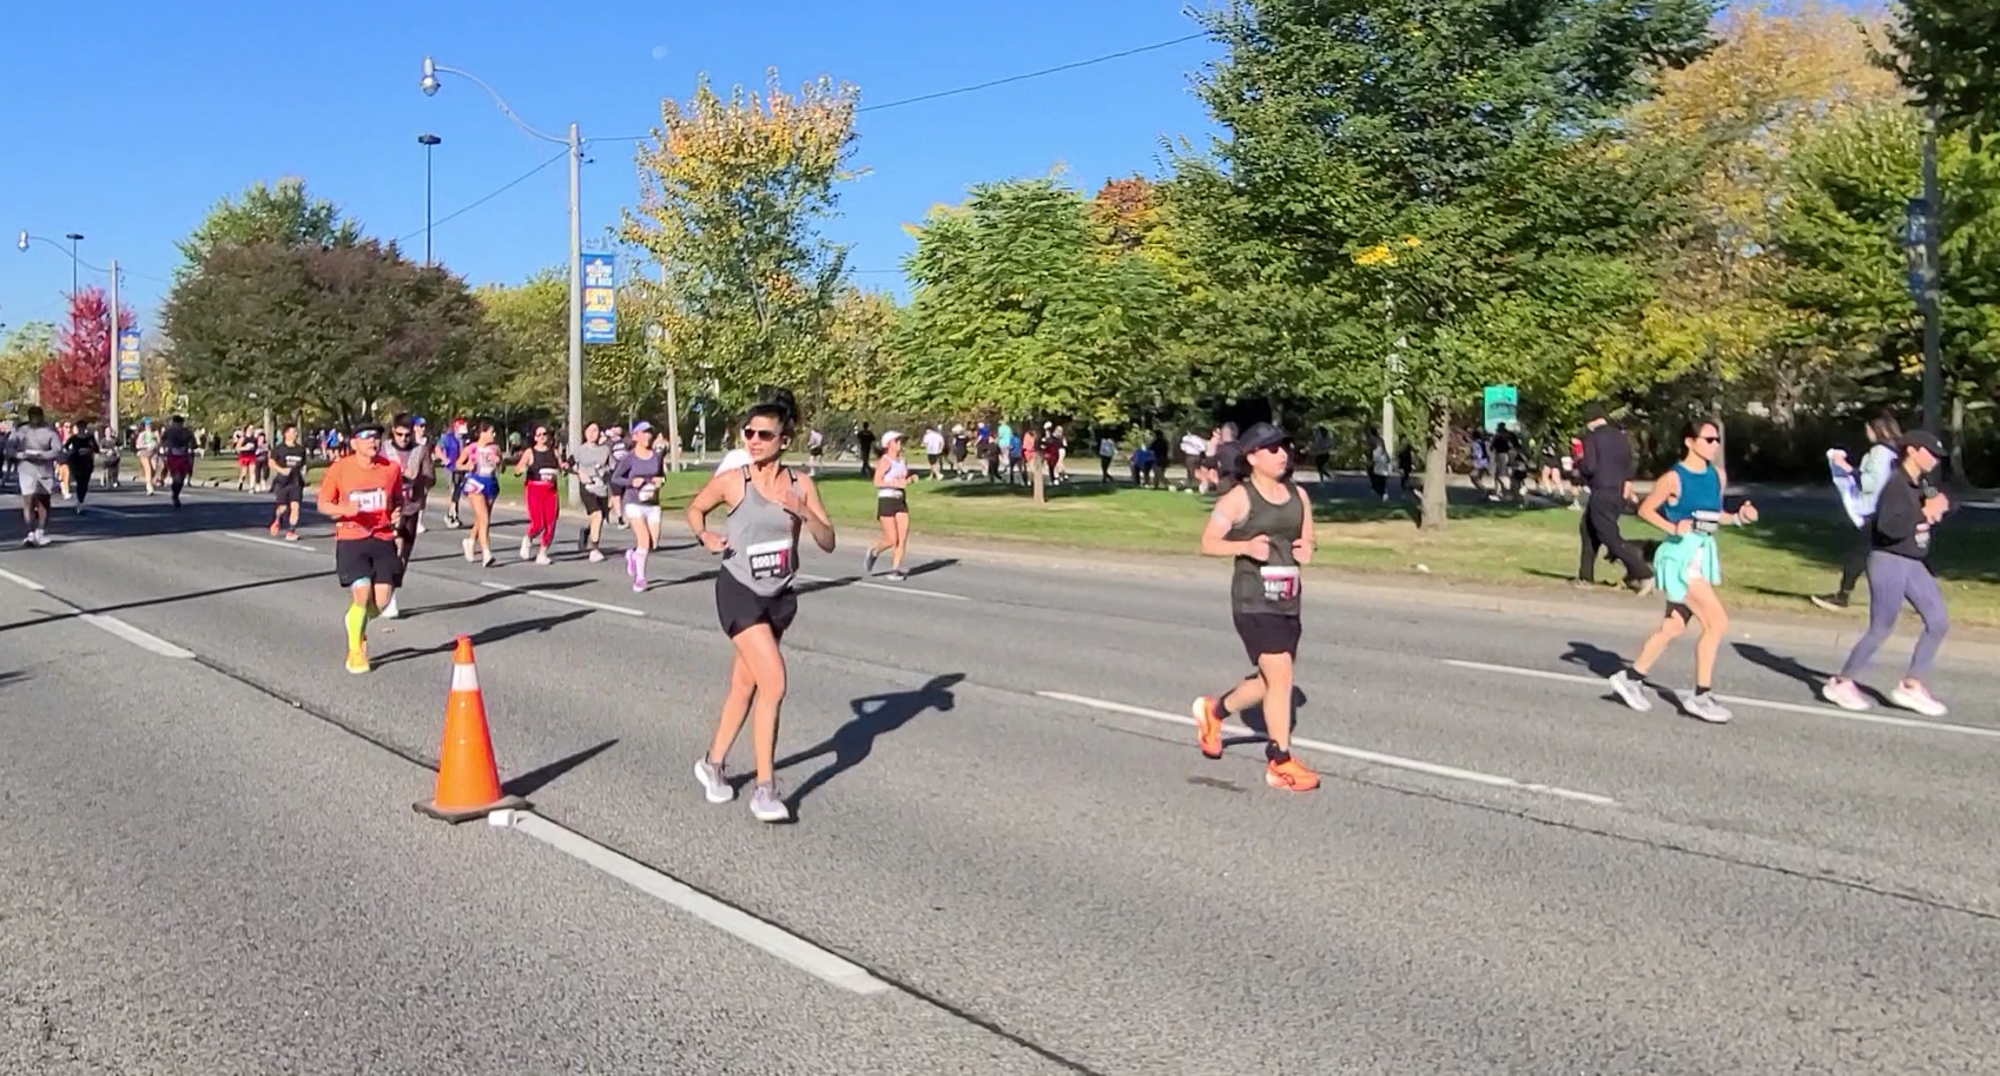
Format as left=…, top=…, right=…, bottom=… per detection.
left=4, top=485, right=1999, bottom=1074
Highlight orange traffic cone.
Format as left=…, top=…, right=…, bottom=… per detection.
left=414, top=636, right=529, bottom=823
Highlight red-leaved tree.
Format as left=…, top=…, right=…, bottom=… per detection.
left=42, top=287, right=135, bottom=421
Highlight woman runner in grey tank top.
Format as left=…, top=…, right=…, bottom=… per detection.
left=683, top=389, right=836, bottom=824
left=1192, top=422, right=1321, bottom=794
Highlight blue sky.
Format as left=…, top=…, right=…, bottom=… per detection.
left=0, top=0, right=1218, bottom=335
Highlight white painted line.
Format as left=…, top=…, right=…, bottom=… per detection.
left=798, top=572, right=969, bottom=602
left=83, top=505, right=139, bottom=519
left=80, top=614, right=196, bottom=659
left=0, top=567, right=46, bottom=592
left=1036, top=690, right=1618, bottom=806
left=478, top=580, right=644, bottom=617
left=1441, top=658, right=2000, bottom=740
left=221, top=531, right=320, bottom=553
left=507, top=812, right=891, bottom=996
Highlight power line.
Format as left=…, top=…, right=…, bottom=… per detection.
left=597, top=31, right=1209, bottom=143
left=395, top=146, right=570, bottom=246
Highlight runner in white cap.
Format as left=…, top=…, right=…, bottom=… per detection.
left=865, top=431, right=911, bottom=580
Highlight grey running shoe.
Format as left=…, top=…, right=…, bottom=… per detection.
left=694, top=758, right=733, bottom=804
left=1607, top=670, right=1652, bottom=713
left=1682, top=691, right=1733, bottom=724
left=863, top=548, right=880, bottom=577
left=749, top=782, right=790, bottom=823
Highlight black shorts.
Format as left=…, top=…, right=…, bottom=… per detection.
left=1233, top=611, right=1301, bottom=664
left=876, top=493, right=908, bottom=518
left=715, top=570, right=797, bottom=640
left=579, top=488, right=608, bottom=516
left=335, top=537, right=401, bottom=588
left=273, top=475, right=304, bottom=504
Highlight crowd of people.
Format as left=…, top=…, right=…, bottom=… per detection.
left=3, top=392, right=1965, bottom=818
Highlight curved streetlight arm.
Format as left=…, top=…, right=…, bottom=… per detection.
left=422, top=58, right=571, bottom=146
left=16, top=231, right=113, bottom=275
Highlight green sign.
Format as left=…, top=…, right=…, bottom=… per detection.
left=1482, top=385, right=1518, bottom=432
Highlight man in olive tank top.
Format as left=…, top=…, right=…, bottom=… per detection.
left=1191, top=423, right=1320, bottom=792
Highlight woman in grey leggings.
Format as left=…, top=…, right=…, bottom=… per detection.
left=1820, top=431, right=1952, bottom=717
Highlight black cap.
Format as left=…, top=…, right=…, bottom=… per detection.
left=350, top=424, right=383, bottom=441
left=1237, top=422, right=1289, bottom=455
left=1900, top=430, right=1945, bottom=456
left=1583, top=402, right=1609, bottom=423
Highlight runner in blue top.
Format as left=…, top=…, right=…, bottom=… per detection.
left=1606, top=419, right=1759, bottom=724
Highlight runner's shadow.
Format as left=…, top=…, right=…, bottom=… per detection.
left=1731, top=642, right=1890, bottom=705
left=403, top=579, right=592, bottom=619
left=793, top=558, right=960, bottom=596
left=774, top=673, right=966, bottom=816
left=1226, top=687, right=1309, bottom=747
left=372, top=610, right=591, bottom=668
left=1559, top=641, right=1627, bottom=677
left=502, top=738, right=617, bottom=798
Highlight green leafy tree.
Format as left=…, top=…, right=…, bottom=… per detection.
left=177, top=177, right=363, bottom=270
left=621, top=70, right=860, bottom=412
left=1175, top=0, right=1714, bottom=527
left=894, top=176, right=1173, bottom=471
left=1886, top=0, right=2000, bottom=140
left=474, top=271, right=568, bottom=414
left=0, top=321, right=54, bottom=411
left=163, top=241, right=486, bottom=429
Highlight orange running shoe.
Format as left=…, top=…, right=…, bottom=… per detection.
left=1266, top=754, right=1319, bottom=792
left=269, top=521, right=281, bottom=536
left=1191, top=697, right=1225, bottom=759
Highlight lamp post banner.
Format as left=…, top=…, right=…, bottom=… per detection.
left=117, top=329, right=142, bottom=382
left=582, top=252, right=617, bottom=344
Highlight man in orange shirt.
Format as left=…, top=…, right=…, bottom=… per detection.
left=317, top=424, right=405, bottom=673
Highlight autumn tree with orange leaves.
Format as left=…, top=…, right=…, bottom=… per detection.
left=622, top=70, right=862, bottom=419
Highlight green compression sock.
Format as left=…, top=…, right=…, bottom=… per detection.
left=345, top=604, right=368, bottom=650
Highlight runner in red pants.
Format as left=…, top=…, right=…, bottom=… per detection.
left=513, top=425, right=563, bottom=564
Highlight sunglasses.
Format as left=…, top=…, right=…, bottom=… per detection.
left=742, top=427, right=781, bottom=443
left=1697, top=435, right=1720, bottom=444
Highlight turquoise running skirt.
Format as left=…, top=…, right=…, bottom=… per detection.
left=1653, top=532, right=1721, bottom=604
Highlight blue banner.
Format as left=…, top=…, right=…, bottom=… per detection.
left=1481, top=385, right=1518, bottom=432
left=581, top=253, right=617, bottom=344
left=117, top=329, right=142, bottom=382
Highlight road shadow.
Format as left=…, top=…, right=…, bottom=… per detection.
left=0, top=568, right=331, bottom=636
left=1559, top=641, right=1628, bottom=677
left=372, top=610, right=592, bottom=668
left=924, top=480, right=1117, bottom=502
left=402, top=578, right=593, bottom=619
left=1224, top=686, right=1310, bottom=748
left=502, top=738, right=618, bottom=798
left=776, top=672, right=965, bottom=816
left=1731, top=642, right=1891, bottom=706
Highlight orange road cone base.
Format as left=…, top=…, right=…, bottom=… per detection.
left=413, top=792, right=528, bottom=825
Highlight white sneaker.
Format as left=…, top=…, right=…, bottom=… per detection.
left=1682, top=691, right=1733, bottom=724
left=587, top=549, right=604, bottom=563
left=462, top=537, right=476, bottom=562
left=1607, top=670, right=1652, bottom=713
left=535, top=551, right=551, bottom=566
left=693, top=758, right=734, bottom=804
left=380, top=597, right=401, bottom=620
left=519, top=536, right=532, bottom=561
left=1820, top=678, right=1871, bottom=712
left=1889, top=682, right=1948, bottom=717
left=416, top=521, right=427, bottom=535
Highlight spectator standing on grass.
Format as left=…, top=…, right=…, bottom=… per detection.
left=923, top=425, right=946, bottom=481
left=854, top=422, right=875, bottom=473
left=1365, top=427, right=1391, bottom=501
left=1574, top=402, right=1652, bottom=593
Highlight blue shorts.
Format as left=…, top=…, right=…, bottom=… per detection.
left=465, top=474, right=499, bottom=501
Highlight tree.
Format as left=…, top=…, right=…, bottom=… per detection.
left=42, top=287, right=136, bottom=421
left=178, top=176, right=362, bottom=269
left=893, top=176, right=1174, bottom=487
left=0, top=321, right=54, bottom=410
left=818, top=287, right=901, bottom=418
left=622, top=70, right=861, bottom=412
left=1176, top=0, right=1714, bottom=528
left=475, top=271, right=568, bottom=414
left=1886, top=0, right=2000, bottom=140
left=163, top=241, right=487, bottom=429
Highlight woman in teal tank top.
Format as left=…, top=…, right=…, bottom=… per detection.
left=1604, top=420, right=1760, bottom=724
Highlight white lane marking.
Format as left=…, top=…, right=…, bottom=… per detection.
left=222, top=531, right=320, bottom=553
left=1441, top=659, right=2000, bottom=740
left=478, top=580, right=644, bottom=617
left=1036, top=690, right=1618, bottom=806
left=80, top=614, right=196, bottom=659
left=507, top=812, right=891, bottom=996
left=83, top=505, right=139, bottom=519
left=0, top=567, right=47, bottom=592
left=798, top=572, right=969, bottom=602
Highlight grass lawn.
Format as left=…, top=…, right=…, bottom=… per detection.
left=194, top=455, right=2000, bottom=626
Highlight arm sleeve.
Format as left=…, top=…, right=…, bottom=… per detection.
left=1577, top=433, right=1599, bottom=482
left=1858, top=447, right=1894, bottom=497
left=607, top=456, right=633, bottom=493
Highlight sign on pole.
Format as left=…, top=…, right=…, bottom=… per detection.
left=1481, top=385, right=1518, bottom=432
left=117, top=329, right=142, bottom=382
left=581, top=253, right=617, bottom=344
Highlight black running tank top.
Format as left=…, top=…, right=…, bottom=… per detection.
left=1227, top=480, right=1304, bottom=616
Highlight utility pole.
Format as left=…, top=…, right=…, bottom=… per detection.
left=107, top=260, right=119, bottom=433
left=1920, top=112, right=1943, bottom=435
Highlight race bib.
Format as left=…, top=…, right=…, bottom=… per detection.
left=637, top=482, right=658, bottom=503
left=1916, top=524, right=1932, bottom=552
left=877, top=487, right=904, bottom=499
left=536, top=468, right=560, bottom=482
left=1260, top=565, right=1301, bottom=603
left=350, top=489, right=388, bottom=513
left=746, top=538, right=792, bottom=582
left=1692, top=510, right=1722, bottom=535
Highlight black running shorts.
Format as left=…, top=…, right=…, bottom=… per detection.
left=715, top=570, right=797, bottom=641
left=1232, top=611, right=1301, bottom=664
left=335, top=537, right=401, bottom=588
left=273, top=474, right=304, bottom=504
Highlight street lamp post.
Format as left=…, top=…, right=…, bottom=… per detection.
left=417, top=133, right=442, bottom=266
left=420, top=56, right=585, bottom=504
left=16, top=230, right=119, bottom=426
left=64, top=233, right=84, bottom=295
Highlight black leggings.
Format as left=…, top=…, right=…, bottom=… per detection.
left=70, top=464, right=93, bottom=504
left=1837, top=519, right=1872, bottom=595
